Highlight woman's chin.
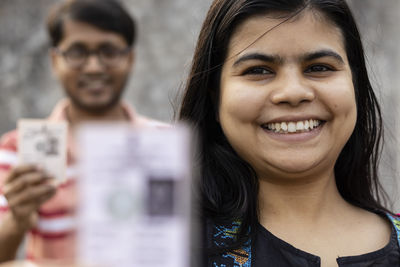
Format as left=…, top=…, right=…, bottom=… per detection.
left=256, top=160, right=326, bottom=182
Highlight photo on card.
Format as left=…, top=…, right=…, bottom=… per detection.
left=146, top=178, right=175, bottom=217
left=18, top=119, right=67, bottom=182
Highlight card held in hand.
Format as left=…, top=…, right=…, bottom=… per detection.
left=18, top=119, right=68, bottom=182
left=76, top=123, right=194, bottom=267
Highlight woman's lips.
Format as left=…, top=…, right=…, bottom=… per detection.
left=261, top=119, right=324, bottom=134
left=260, top=118, right=326, bottom=142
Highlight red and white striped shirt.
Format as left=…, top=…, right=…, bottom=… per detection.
left=0, top=99, right=168, bottom=261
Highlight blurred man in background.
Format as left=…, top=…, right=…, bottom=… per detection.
left=0, top=0, right=166, bottom=262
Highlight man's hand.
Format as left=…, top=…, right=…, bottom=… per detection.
left=3, top=165, right=56, bottom=233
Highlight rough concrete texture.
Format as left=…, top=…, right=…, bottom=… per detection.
left=0, top=0, right=399, bottom=210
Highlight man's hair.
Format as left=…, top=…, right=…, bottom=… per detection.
left=46, top=0, right=136, bottom=47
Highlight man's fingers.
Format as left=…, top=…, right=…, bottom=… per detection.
left=7, top=184, right=56, bottom=208
left=4, top=164, right=40, bottom=184
left=3, top=172, right=52, bottom=197
left=13, top=194, right=52, bottom=219
left=8, top=203, right=40, bottom=231
left=36, top=190, right=57, bottom=206
left=10, top=202, right=37, bottom=219
left=10, top=192, right=54, bottom=230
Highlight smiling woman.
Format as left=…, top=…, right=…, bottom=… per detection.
left=179, top=0, right=400, bottom=266
left=219, top=12, right=357, bottom=178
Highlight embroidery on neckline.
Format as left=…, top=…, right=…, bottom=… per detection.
left=386, top=213, right=400, bottom=247
left=211, top=220, right=252, bottom=266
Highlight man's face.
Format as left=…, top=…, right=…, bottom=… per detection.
left=51, top=19, right=134, bottom=113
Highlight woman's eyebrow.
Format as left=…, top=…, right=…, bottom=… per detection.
left=231, top=49, right=345, bottom=67
left=301, top=49, right=345, bottom=64
left=232, top=53, right=283, bottom=67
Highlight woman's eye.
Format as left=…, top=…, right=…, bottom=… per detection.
left=305, top=65, right=333, bottom=73
left=243, top=67, right=273, bottom=75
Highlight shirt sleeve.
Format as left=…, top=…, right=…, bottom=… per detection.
left=0, top=130, right=18, bottom=216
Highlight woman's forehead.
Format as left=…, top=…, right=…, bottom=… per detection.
left=225, top=10, right=346, bottom=61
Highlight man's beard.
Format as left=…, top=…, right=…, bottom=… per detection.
left=65, top=87, right=125, bottom=115
left=65, top=73, right=129, bottom=114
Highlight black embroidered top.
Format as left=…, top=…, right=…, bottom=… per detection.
left=205, top=213, right=400, bottom=266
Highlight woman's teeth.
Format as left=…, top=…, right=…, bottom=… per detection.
left=263, top=119, right=322, bottom=133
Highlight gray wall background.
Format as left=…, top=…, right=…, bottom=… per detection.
left=0, top=0, right=213, bottom=130
left=1, top=0, right=399, bottom=211
left=348, top=0, right=400, bottom=211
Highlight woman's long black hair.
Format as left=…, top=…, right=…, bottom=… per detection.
left=179, top=0, right=389, bottom=253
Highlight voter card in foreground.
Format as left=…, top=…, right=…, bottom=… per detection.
left=76, top=124, right=193, bottom=267
left=18, top=119, right=67, bottom=182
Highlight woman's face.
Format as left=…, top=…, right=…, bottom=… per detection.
left=218, top=11, right=357, bottom=182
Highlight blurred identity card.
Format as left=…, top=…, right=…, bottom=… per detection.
left=77, top=124, right=192, bottom=267
left=18, top=119, right=68, bottom=182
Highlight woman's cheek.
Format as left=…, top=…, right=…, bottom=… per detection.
left=220, top=84, right=267, bottom=122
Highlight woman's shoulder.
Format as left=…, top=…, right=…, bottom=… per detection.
left=354, top=208, right=400, bottom=249
left=364, top=209, right=399, bottom=232
left=384, top=212, right=400, bottom=244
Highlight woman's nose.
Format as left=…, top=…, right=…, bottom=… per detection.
left=269, top=70, right=315, bottom=106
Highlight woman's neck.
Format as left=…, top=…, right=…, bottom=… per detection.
left=257, top=171, right=392, bottom=265
left=258, top=171, right=351, bottom=227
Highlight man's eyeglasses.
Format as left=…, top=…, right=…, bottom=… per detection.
left=54, top=45, right=131, bottom=69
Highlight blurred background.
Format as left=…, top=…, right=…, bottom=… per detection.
left=0, top=0, right=399, bottom=211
